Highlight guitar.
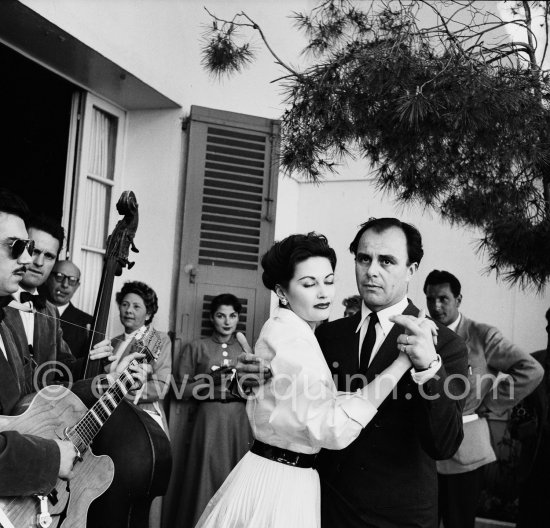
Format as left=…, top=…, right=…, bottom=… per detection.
left=0, top=326, right=162, bottom=528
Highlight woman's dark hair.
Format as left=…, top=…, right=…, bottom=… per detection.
left=116, top=281, right=158, bottom=325
left=209, top=293, right=242, bottom=316
left=261, top=233, right=337, bottom=294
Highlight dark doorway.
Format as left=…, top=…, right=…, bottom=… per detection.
left=2, top=42, right=75, bottom=222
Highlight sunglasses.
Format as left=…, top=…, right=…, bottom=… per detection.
left=7, top=238, right=35, bottom=260
left=52, top=272, right=80, bottom=287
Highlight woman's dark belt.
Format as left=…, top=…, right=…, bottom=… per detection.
left=250, top=439, right=317, bottom=468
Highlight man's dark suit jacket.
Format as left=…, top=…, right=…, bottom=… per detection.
left=4, top=300, right=76, bottom=386
left=58, top=303, right=93, bottom=379
left=316, top=300, right=468, bottom=528
left=59, top=303, right=93, bottom=358
left=0, top=310, right=97, bottom=497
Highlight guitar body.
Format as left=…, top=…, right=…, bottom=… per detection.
left=86, top=401, right=172, bottom=528
left=0, top=386, right=114, bottom=528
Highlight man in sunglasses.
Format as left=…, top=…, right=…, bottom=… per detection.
left=0, top=188, right=150, bottom=498
left=44, top=260, right=93, bottom=379
left=4, top=215, right=77, bottom=385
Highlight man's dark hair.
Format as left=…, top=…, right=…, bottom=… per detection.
left=0, top=188, right=30, bottom=227
left=423, top=269, right=462, bottom=297
left=349, top=217, right=424, bottom=265
left=29, top=214, right=65, bottom=255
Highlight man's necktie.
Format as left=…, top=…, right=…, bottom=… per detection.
left=19, top=291, right=46, bottom=310
left=359, top=312, right=379, bottom=373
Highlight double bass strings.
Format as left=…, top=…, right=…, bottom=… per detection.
left=13, top=305, right=129, bottom=348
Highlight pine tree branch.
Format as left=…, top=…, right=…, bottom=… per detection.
left=204, top=8, right=301, bottom=78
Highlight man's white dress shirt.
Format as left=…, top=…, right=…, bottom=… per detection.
left=355, top=297, right=441, bottom=384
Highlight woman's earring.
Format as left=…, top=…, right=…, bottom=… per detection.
left=280, top=298, right=288, bottom=306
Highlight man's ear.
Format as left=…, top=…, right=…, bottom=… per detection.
left=457, top=294, right=462, bottom=307
left=406, top=262, right=419, bottom=282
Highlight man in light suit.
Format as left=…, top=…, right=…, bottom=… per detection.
left=424, top=269, right=543, bottom=528
left=44, top=260, right=93, bottom=379
left=316, top=218, right=469, bottom=528
left=4, top=215, right=76, bottom=385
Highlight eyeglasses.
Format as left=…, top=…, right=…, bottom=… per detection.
left=6, top=238, right=35, bottom=260
left=52, top=272, right=80, bottom=287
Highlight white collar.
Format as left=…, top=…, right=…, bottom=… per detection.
left=355, top=297, right=410, bottom=335
left=447, top=313, right=462, bottom=332
left=274, top=306, right=316, bottom=334
left=124, top=325, right=146, bottom=341
left=56, top=302, right=70, bottom=316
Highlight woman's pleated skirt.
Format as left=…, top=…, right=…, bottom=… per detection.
left=194, top=451, right=320, bottom=528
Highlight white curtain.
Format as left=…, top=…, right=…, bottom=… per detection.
left=74, top=108, right=117, bottom=315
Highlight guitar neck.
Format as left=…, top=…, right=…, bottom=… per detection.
left=67, top=339, right=156, bottom=453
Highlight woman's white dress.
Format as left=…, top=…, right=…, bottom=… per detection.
left=195, top=308, right=378, bottom=528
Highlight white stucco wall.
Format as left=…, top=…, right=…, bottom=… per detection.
left=109, top=109, right=185, bottom=335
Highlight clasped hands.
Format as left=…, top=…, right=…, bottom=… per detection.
left=389, top=309, right=439, bottom=370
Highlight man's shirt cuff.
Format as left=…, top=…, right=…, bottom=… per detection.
left=410, top=355, right=441, bottom=385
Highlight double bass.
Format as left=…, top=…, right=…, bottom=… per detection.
left=84, top=191, right=172, bottom=528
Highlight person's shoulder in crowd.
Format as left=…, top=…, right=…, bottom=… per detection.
left=458, top=315, right=495, bottom=337
left=62, top=302, right=93, bottom=323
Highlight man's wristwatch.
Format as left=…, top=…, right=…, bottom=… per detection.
left=415, top=355, right=441, bottom=372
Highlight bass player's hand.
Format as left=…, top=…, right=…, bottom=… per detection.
left=88, top=338, right=115, bottom=368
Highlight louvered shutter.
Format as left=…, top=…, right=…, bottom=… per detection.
left=174, top=106, right=280, bottom=348
left=199, top=126, right=266, bottom=270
